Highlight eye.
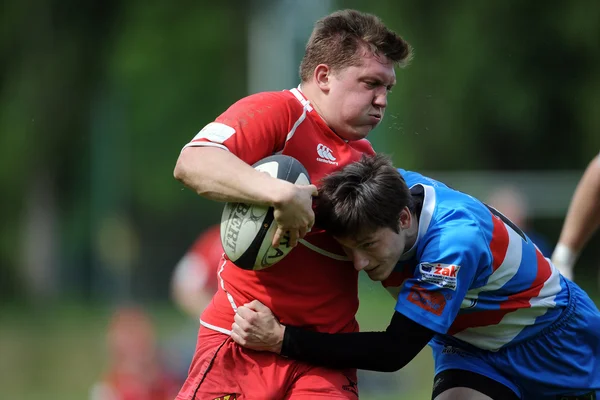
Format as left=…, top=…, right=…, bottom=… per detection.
left=361, top=241, right=375, bottom=249
left=386, top=85, right=394, bottom=93
left=364, top=81, right=377, bottom=89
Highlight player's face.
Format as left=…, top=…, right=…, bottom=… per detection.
left=336, top=227, right=407, bottom=282
left=323, top=51, right=396, bottom=141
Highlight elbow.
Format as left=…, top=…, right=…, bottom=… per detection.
left=173, top=150, right=212, bottom=197
left=173, top=151, right=195, bottom=186
left=173, top=155, right=187, bottom=183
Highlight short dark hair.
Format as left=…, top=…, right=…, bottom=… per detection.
left=300, top=9, right=412, bottom=82
left=315, top=154, right=412, bottom=238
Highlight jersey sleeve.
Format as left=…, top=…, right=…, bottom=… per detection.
left=184, top=92, right=297, bottom=166
left=395, top=212, right=490, bottom=334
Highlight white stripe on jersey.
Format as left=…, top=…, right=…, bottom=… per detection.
left=200, top=319, right=232, bottom=335
left=216, top=256, right=238, bottom=313
left=290, top=87, right=313, bottom=111
left=454, top=306, right=550, bottom=350
left=298, top=239, right=349, bottom=261
left=286, top=106, right=308, bottom=142
left=530, top=260, right=562, bottom=309
left=400, top=184, right=436, bottom=261
left=455, top=253, right=562, bottom=350
left=454, top=267, right=560, bottom=350
left=465, top=225, right=523, bottom=300
left=183, top=141, right=229, bottom=152
left=285, top=87, right=312, bottom=142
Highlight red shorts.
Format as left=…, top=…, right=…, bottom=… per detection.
left=176, top=326, right=358, bottom=400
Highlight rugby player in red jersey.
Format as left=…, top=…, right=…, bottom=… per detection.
left=173, top=9, right=412, bottom=399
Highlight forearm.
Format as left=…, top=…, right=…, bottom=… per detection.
left=174, top=146, right=291, bottom=206
left=558, top=155, right=600, bottom=252
left=281, top=312, right=434, bottom=372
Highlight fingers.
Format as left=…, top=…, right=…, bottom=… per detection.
left=236, top=305, right=256, bottom=320
left=288, top=229, right=299, bottom=247
left=298, top=226, right=308, bottom=240
left=230, top=322, right=246, bottom=345
left=232, top=307, right=255, bottom=342
left=309, top=184, right=318, bottom=197
left=246, top=300, right=267, bottom=311
left=273, top=228, right=302, bottom=248
left=272, top=227, right=284, bottom=248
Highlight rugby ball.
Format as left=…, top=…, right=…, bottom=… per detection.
left=220, top=155, right=311, bottom=270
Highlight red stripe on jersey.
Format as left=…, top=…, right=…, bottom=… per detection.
left=449, top=248, right=552, bottom=335
left=448, top=308, right=511, bottom=335
left=489, top=215, right=509, bottom=273
left=495, top=248, right=552, bottom=310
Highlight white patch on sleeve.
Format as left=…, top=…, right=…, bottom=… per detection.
left=193, top=122, right=236, bottom=143
left=418, top=263, right=461, bottom=290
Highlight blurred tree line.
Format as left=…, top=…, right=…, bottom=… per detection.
left=1, top=0, right=598, bottom=303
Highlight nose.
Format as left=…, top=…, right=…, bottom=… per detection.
left=351, top=250, right=370, bottom=271
left=373, top=89, right=388, bottom=109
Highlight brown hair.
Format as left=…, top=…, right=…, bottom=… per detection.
left=300, top=9, right=412, bottom=82
left=315, top=154, right=412, bottom=238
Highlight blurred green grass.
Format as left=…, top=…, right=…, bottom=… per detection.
left=1, top=276, right=597, bottom=400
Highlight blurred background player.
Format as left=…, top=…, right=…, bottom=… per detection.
left=485, top=184, right=552, bottom=257
left=552, top=152, right=600, bottom=281
left=170, top=224, right=222, bottom=319
left=167, top=224, right=223, bottom=381
left=89, top=307, right=180, bottom=400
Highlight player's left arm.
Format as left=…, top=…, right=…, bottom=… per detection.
left=231, top=300, right=434, bottom=372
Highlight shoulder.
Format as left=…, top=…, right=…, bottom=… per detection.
left=223, top=90, right=303, bottom=118
left=417, top=182, right=491, bottom=250
left=216, top=90, right=307, bottom=132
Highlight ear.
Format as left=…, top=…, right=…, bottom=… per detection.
left=313, top=64, right=331, bottom=92
left=399, top=207, right=411, bottom=230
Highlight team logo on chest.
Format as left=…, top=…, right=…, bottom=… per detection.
left=316, top=143, right=338, bottom=165
left=418, top=263, right=460, bottom=290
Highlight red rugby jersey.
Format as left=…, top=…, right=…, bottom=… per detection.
left=183, top=88, right=375, bottom=334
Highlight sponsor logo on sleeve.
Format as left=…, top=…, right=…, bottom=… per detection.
left=418, top=263, right=460, bottom=290
left=407, top=284, right=447, bottom=316
left=194, top=122, right=236, bottom=143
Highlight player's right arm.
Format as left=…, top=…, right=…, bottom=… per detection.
left=173, top=93, right=317, bottom=246
left=175, top=146, right=300, bottom=206
left=552, top=153, right=600, bottom=279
